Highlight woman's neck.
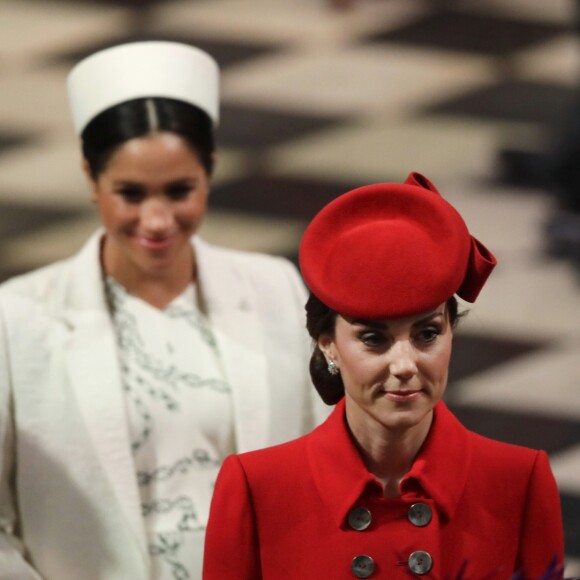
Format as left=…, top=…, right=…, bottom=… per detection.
left=118, top=274, right=194, bottom=309
left=347, top=410, right=433, bottom=498
left=101, top=237, right=196, bottom=309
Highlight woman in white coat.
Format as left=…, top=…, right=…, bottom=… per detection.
left=0, top=41, right=327, bottom=580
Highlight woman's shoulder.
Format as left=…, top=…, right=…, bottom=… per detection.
left=243, top=431, right=310, bottom=464
left=440, top=403, right=546, bottom=470
left=225, top=410, right=338, bottom=485
left=0, top=259, right=71, bottom=303
left=195, top=236, right=299, bottom=274
left=225, top=431, right=312, bottom=485
left=0, top=232, right=100, bottom=307
left=467, top=426, right=548, bottom=473
left=194, top=237, right=306, bottom=304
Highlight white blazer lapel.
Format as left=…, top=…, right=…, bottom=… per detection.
left=63, top=313, right=146, bottom=552
left=194, top=238, right=270, bottom=452
left=60, top=233, right=148, bottom=563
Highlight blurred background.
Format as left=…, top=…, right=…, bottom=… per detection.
left=1, top=0, right=579, bottom=571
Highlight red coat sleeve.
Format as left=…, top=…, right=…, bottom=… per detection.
left=203, top=455, right=262, bottom=580
left=516, top=450, right=564, bottom=577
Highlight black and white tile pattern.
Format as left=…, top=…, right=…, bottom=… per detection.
left=1, top=0, right=579, bottom=570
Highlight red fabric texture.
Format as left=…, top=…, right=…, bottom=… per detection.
left=299, top=172, right=497, bottom=318
left=204, top=400, right=564, bottom=579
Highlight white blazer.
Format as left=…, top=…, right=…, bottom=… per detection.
left=0, top=232, right=328, bottom=579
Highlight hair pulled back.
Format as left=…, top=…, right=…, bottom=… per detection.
left=81, top=97, right=215, bottom=178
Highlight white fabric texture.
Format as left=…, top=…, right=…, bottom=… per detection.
left=107, top=277, right=235, bottom=579
left=0, top=231, right=330, bottom=580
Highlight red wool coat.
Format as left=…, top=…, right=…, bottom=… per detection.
left=203, top=399, right=564, bottom=579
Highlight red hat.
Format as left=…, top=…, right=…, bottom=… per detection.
left=299, top=172, right=496, bottom=319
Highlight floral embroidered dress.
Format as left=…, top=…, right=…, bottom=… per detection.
left=106, top=277, right=235, bottom=580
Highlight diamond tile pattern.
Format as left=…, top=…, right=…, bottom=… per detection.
left=365, top=9, right=570, bottom=56
left=211, top=174, right=361, bottom=218
left=0, top=201, right=85, bottom=239
left=426, top=80, right=577, bottom=126
left=0, top=0, right=579, bottom=573
left=50, top=33, right=279, bottom=70
left=447, top=331, right=548, bottom=383
left=217, top=104, right=345, bottom=149
left=0, top=131, right=35, bottom=157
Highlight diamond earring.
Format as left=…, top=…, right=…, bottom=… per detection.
left=327, top=359, right=339, bottom=376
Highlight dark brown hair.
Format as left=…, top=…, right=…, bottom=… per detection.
left=81, top=97, right=215, bottom=178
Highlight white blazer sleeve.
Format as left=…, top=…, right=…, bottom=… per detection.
left=0, top=299, right=43, bottom=579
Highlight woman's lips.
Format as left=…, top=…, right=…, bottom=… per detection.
left=384, top=390, right=422, bottom=402
left=136, top=235, right=176, bottom=251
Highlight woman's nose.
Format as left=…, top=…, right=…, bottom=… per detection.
left=388, top=340, right=418, bottom=381
left=140, top=198, right=174, bottom=232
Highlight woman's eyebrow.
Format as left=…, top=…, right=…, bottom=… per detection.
left=349, top=319, right=387, bottom=329
left=167, top=177, right=197, bottom=185
left=112, top=179, right=142, bottom=186
left=349, top=310, right=443, bottom=329
left=412, top=311, right=444, bottom=326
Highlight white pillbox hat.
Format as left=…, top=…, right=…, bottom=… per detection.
left=67, top=41, right=219, bottom=135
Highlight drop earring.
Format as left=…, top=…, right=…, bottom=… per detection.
left=327, top=359, right=339, bottom=376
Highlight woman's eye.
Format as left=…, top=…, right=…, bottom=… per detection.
left=360, top=332, right=385, bottom=347
left=116, top=188, right=145, bottom=203
left=417, top=327, right=441, bottom=343
left=167, top=184, right=194, bottom=200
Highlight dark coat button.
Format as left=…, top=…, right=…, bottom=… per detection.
left=351, top=555, right=375, bottom=578
left=408, top=551, right=433, bottom=575
left=348, top=507, right=372, bottom=531
left=408, top=502, right=432, bottom=527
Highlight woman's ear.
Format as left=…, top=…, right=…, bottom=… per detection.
left=81, top=159, right=98, bottom=202
left=318, top=333, right=336, bottom=361
left=81, top=158, right=93, bottom=180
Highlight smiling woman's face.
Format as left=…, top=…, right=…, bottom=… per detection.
left=318, top=302, right=453, bottom=437
left=87, top=131, right=210, bottom=283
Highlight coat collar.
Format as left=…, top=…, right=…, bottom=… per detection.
left=47, top=230, right=107, bottom=315
left=401, top=400, right=472, bottom=521
left=307, top=398, right=471, bottom=528
left=58, top=230, right=148, bottom=565
left=193, top=237, right=270, bottom=452
left=307, top=399, right=378, bottom=528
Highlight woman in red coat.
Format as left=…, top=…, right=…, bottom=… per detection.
left=203, top=173, right=565, bottom=579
